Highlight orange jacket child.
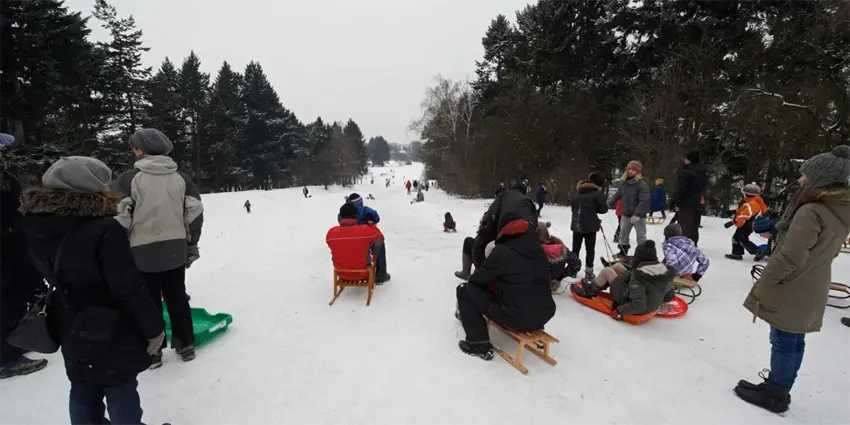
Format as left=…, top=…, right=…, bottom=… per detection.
left=734, top=187, right=768, bottom=228
left=327, top=204, right=385, bottom=281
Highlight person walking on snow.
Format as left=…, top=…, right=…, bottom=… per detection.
left=536, top=182, right=547, bottom=216
left=19, top=156, right=165, bottom=424
left=610, top=160, right=650, bottom=257
left=303, top=186, right=309, bottom=198
left=724, top=183, right=767, bottom=260
left=244, top=200, right=251, bottom=214
left=650, top=178, right=667, bottom=219
left=736, top=145, right=850, bottom=414
left=405, top=180, right=412, bottom=194
left=114, top=128, right=203, bottom=365
left=672, top=151, right=708, bottom=244
left=570, top=173, right=608, bottom=281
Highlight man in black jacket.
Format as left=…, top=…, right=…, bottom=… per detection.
left=570, top=173, right=609, bottom=279
left=471, top=180, right=538, bottom=269
left=455, top=212, right=556, bottom=360
left=0, top=136, right=48, bottom=379
left=672, top=151, right=708, bottom=245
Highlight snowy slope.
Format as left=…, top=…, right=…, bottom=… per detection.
left=2, top=163, right=849, bottom=425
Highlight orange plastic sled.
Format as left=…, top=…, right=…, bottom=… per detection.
left=569, top=282, right=657, bottom=325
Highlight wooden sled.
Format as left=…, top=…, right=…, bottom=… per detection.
left=487, top=320, right=558, bottom=375
left=569, top=282, right=656, bottom=325
left=646, top=216, right=666, bottom=225
left=329, top=265, right=376, bottom=306
left=828, top=282, right=850, bottom=309
left=673, top=275, right=702, bottom=305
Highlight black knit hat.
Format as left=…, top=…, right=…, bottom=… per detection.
left=588, top=173, right=605, bottom=187
left=339, top=203, right=358, bottom=219
left=633, top=240, right=658, bottom=263
left=685, top=150, right=700, bottom=164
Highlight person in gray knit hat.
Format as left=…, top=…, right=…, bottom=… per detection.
left=737, top=145, right=850, bottom=414
left=42, top=156, right=112, bottom=192
left=129, top=128, right=173, bottom=156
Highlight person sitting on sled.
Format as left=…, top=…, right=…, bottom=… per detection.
left=338, top=193, right=380, bottom=225
left=414, top=190, right=424, bottom=203
left=455, top=213, right=555, bottom=360
left=724, top=183, right=767, bottom=260
left=752, top=215, right=776, bottom=261
left=573, top=240, right=675, bottom=319
left=443, top=212, right=457, bottom=232
left=537, top=226, right=581, bottom=290
left=662, top=223, right=709, bottom=281
left=327, top=203, right=391, bottom=284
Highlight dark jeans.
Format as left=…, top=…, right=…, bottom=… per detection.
left=369, top=240, right=389, bottom=279
left=769, top=327, right=805, bottom=389
left=143, top=267, right=193, bottom=349
left=732, top=220, right=759, bottom=255
left=571, top=232, right=597, bottom=269
left=69, top=377, right=143, bottom=425
left=677, top=208, right=701, bottom=245
left=456, top=284, right=522, bottom=343
left=537, top=202, right=544, bottom=216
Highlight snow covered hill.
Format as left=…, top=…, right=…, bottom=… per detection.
left=2, top=163, right=848, bottom=424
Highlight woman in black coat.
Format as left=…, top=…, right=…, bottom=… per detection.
left=20, top=157, right=164, bottom=425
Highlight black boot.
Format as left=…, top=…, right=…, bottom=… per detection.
left=149, top=350, right=163, bottom=370
left=725, top=254, right=743, bottom=260
left=454, top=253, right=472, bottom=280
left=458, top=340, right=494, bottom=361
left=618, top=245, right=630, bottom=259
left=176, top=345, right=196, bottom=362
left=0, top=357, right=48, bottom=379
left=735, top=378, right=791, bottom=414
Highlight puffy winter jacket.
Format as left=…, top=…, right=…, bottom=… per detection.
left=650, top=183, right=666, bottom=212
left=734, top=195, right=768, bottom=228
left=536, top=186, right=547, bottom=204
left=20, top=188, right=164, bottom=385
left=662, top=236, right=709, bottom=277
left=468, top=219, right=556, bottom=331
left=114, top=156, right=204, bottom=273
left=610, top=177, right=650, bottom=218
left=673, top=163, right=708, bottom=210
left=326, top=218, right=384, bottom=281
left=570, top=181, right=608, bottom=234
left=610, top=261, right=676, bottom=316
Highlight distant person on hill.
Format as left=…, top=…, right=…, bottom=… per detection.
left=661, top=223, right=709, bottom=281
left=724, top=183, right=767, bottom=260
left=114, top=128, right=202, bottom=365
left=536, top=182, right=547, bottom=216
left=570, top=173, right=608, bottom=281
left=303, top=186, right=310, bottom=198
left=413, top=180, right=419, bottom=190
left=455, top=213, right=555, bottom=360
left=339, top=193, right=380, bottom=225
left=443, top=212, right=457, bottom=232
left=328, top=203, right=391, bottom=284
left=405, top=180, right=412, bottom=194
left=411, top=190, right=425, bottom=204
left=650, top=178, right=667, bottom=219
left=244, top=200, right=251, bottom=214
left=671, top=151, right=708, bottom=244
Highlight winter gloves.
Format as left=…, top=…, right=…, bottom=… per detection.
left=630, top=216, right=641, bottom=224
left=186, top=245, right=200, bottom=269
left=146, top=331, right=165, bottom=355
left=692, top=273, right=703, bottom=282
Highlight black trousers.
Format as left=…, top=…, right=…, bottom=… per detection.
left=142, top=267, right=193, bottom=349
left=370, top=241, right=388, bottom=279
left=677, top=208, right=702, bottom=246
left=571, top=231, right=597, bottom=269
left=456, top=284, right=521, bottom=343
left=732, top=220, right=759, bottom=255
left=537, top=202, right=544, bottom=216
left=462, top=237, right=475, bottom=256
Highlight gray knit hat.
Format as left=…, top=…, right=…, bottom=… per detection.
left=741, top=182, right=761, bottom=196
left=42, top=156, right=112, bottom=193
left=130, top=128, right=173, bottom=155
left=664, top=222, right=682, bottom=239
left=799, top=145, right=850, bottom=190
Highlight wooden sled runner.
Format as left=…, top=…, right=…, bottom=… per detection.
left=329, top=265, right=376, bottom=306
left=828, top=282, right=850, bottom=309
left=487, top=320, right=558, bottom=375
left=646, top=216, right=666, bottom=225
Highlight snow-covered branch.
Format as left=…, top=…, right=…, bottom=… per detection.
left=742, top=88, right=812, bottom=110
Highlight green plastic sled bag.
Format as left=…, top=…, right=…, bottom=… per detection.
left=162, top=301, right=233, bottom=347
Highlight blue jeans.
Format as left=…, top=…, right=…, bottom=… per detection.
left=769, top=327, right=806, bottom=389
left=69, top=377, right=143, bottom=425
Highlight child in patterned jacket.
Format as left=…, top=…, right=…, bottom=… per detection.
left=662, top=223, right=709, bottom=282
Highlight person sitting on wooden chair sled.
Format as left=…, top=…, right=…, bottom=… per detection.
left=443, top=212, right=457, bottom=232
left=327, top=203, right=391, bottom=284
left=455, top=212, right=555, bottom=360
left=573, top=240, right=675, bottom=320
left=661, top=223, right=709, bottom=282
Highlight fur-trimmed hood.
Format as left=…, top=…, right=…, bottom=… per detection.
left=20, top=187, right=118, bottom=217
left=778, top=184, right=850, bottom=233
left=576, top=181, right=600, bottom=193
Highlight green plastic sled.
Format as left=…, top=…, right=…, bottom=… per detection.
left=162, top=301, right=233, bottom=347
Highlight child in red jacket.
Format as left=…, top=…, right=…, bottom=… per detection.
left=326, top=203, right=391, bottom=283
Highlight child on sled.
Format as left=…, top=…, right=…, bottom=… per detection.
left=537, top=227, right=581, bottom=291
left=572, top=240, right=675, bottom=319
left=443, top=212, right=457, bottom=232
left=662, top=223, right=709, bottom=281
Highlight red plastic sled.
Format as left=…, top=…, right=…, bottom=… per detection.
left=656, top=297, right=688, bottom=318
left=569, top=283, right=656, bottom=325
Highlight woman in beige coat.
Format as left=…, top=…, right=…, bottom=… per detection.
left=736, top=145, right=850, bottom=414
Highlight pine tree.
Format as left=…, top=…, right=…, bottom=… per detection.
left=146, top=58, right=184, bottom=158
left=367, top=136, right=391, bottom=166
left=204, top=62, right=246, bottom=191
left=343, top=119, right=368, bottom=176
left=178, top=51, right=210, bottom=179
left=92, top=0, right=151, bottom=137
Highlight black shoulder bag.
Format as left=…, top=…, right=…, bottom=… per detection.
left=6, top=234, right=71, bottom=354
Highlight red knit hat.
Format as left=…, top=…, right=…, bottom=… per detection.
left=627, top=160, right=642, bottom=173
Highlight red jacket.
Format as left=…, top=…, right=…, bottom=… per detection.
left=326, top=218, right=385, bottom=280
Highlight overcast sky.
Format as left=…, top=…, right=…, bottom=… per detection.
left=65, top=0, right=533, bottom=144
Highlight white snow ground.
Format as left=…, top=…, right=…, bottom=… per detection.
left=2, top=162, right=849, bottom=425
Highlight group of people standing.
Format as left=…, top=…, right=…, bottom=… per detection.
left=1, top=129, right=204, bottom=424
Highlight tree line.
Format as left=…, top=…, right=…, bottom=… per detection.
left=1, top=0, right=397, bottom=192
left=414, top=0, right=848, bottom=213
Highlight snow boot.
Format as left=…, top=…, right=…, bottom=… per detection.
left=458, top=341, right=494, bottom=361
left=618, top=245, right=630, bottom=259
left=754, top=249, right=769, bottom=262
left=735, top=379, right=790, bottom=414
left=454, top=254, right=472, bottom=280
left=736, top=369, right=792, bottom=403
left=584, top=267, right=595, bottom=281
left=376, top=273, right=391, bottom=285
left=600, top=257, right=611, bottom=267
left=842, top=317, right=850, bottom=328
left=725, top=254, right=744, bottom=260
left=177, top=345, right=195, bottom=362
left=0, top=357, right=48, bottom=379
left=149, top=351, right=163, bottom=370
left=550, top=279, right=561, bottom=292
